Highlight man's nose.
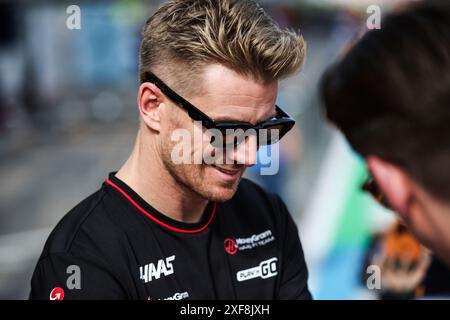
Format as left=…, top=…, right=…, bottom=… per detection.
left=226, top=134, right=258, bottom=167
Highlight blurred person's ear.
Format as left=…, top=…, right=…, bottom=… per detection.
left=367, top=156, right=413, bottom=219
left=137, top=82, right=164, bottom=132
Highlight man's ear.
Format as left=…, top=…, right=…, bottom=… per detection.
left=366, top=156, right=412, bottom=219
left=137, top=82, right=164, bottom=132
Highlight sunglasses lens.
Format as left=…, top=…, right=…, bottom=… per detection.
left=258, top=125, right=285, bottom=146
left=209, top=129, right=246, bottom=148
left=210, top=128, right=258, bottom=148
left=362, top=176, right=393, bottom=210
left=209, top=118, right=294, bottom=148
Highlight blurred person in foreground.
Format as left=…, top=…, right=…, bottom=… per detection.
left=321, top=0, right=450, bottom=268
left=29, top=0, right=311, bottom=300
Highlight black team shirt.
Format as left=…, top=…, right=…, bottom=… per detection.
left=29, top=173, right=311, bottom=300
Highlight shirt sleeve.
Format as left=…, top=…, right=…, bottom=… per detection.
left=275, top=195, right=313, bottom=300
left=29, top=252, right=127, bottom=300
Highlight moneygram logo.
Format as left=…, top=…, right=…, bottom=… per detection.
left=224, top=238, right=238, bottom=255
left=232, top=229, right=275, bottom=253
left=236, top=257, right=278, bottom=282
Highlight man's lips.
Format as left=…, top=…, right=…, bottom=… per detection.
left=210, top=165, right=242, bottom=176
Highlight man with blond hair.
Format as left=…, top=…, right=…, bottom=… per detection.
left=30, top=0, right=310, bottom=300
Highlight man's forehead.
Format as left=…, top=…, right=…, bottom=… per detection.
left=191, top=64, right=278, bottom=123
left=199, top=64, right=278, bottom=99
left=191, top=94, right=277, bottom=124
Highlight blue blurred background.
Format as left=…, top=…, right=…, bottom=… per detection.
left=0, top=0, right=415, bottom=299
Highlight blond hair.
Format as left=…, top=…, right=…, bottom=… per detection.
left=139, top=0, right=306, bottom=96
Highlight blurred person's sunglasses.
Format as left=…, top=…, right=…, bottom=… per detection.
left=362, top=174, right=393, bottom=210
left=142, top=71, right=295, bottom=148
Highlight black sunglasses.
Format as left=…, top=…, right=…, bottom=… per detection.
left=142, top=71, right=295, bottom=148
left=362, top=174, right=393, bottom=210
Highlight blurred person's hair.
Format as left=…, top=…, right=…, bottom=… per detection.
left=321, top=0, right=450, bottom=202
left=139, top=0, right=306, bottom=97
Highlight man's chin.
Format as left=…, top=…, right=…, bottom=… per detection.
left=202, top=181, right=241, bottom=203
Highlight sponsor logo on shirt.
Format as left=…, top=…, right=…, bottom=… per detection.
left=162, top=291, right=190, bottom=300
left=49, top=287, right=65, bottom=300
left=148, top=291, right=189, bottom=300
left=224, top=238, right=238, bottom=255
left=236, top=257, right=278, bottom=282
left=140, top=255, right=176, bottom=283
left=224, top=229, right=275, bottom=255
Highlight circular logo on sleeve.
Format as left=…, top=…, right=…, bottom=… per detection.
left=49, top=287, right=65, bottom=300
left=224, top=238, right=238, bottom=255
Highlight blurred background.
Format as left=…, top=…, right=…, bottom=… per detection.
left=0, top=0, right=420, bottom=299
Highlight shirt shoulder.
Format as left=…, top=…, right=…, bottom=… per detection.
left=37, top=185, right=128, bottom=263
left=30, top=182, right=145, bottom=300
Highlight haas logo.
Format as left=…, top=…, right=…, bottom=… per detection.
left=49, top=287, right=65, bottom=300
left=140, top=255, right=176, bottom=283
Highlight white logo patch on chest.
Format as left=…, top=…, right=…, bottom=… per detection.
left=140, top=255, right=176, bottom=283
left=236, top=257, right=278, bottom=282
